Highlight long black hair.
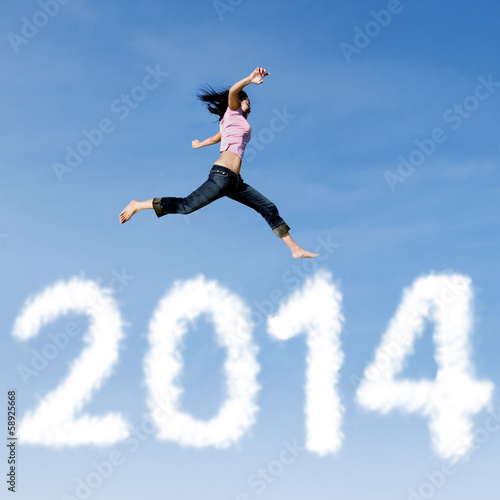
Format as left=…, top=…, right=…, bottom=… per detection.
left=197, top=84, right=248, bottom=121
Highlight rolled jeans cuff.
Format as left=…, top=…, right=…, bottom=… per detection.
left=152, top=197, right=165, bottom=217
left=272, top=222, right=290, bottom=238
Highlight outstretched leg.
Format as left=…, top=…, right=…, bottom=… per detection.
left=119, top=168, right=230, bottom=223
left=228, top=179, right=319, bottom=259
left=119, top=199, right=153, bottom=223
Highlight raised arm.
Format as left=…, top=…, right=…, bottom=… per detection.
left=228, top=67, right=270, bottom=110
left=192, top=131, right=221, bottom=149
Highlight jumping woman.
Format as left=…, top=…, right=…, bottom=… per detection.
left=119, top=67, right=319, bottom=259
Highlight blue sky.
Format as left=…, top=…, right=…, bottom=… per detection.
left=1, top=0, right=499, bottom=499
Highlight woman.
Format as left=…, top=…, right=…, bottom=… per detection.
left=119, top=67, right=318, bottom=259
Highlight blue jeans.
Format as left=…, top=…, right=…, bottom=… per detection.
left=152, top=165, right=290, bottom=238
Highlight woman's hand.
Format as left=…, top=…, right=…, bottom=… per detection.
left=192, top=133, right=220, bottom=148
left=228, top=69, right=269, bottom=109
left=248, top=67, right=270, bottom=85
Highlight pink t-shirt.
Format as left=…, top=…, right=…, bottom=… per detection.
left=220, top=105, right=251, bottom=159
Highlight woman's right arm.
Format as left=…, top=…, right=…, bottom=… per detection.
left=228, top=67, right=270, bottom=110
left=192, top=131, right=221, bottom=149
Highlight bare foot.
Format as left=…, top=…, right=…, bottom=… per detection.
left=291, top=248, right=320, bottom=259
left=119, top=200, right=140, bottom=223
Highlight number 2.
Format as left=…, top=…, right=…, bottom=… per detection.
left=12, top=278, right=130, bottom=446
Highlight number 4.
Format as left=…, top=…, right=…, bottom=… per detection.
left=355, top=273, right=494, bottom=461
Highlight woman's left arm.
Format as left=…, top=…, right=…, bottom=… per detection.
left=228, top=67, right=270, bottom=110
left=192, top=131, right=221, bottom=149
